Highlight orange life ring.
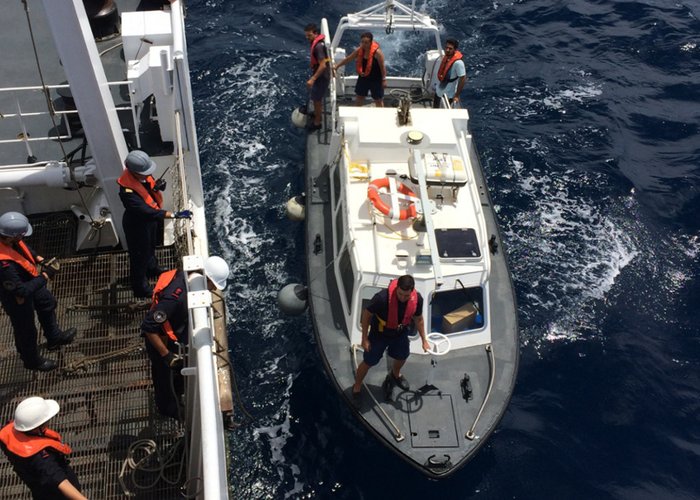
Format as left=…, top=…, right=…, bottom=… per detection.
left=367, top=177, right=418, bottom=220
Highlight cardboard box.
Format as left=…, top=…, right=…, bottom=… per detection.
left=442, top=303, right=477, bottom=333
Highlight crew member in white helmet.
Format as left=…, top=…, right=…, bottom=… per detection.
left=0, top=396, right=86, bottom=499
left=140, top=256, right=230, bottom=419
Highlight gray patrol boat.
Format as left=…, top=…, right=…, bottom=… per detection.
left=284, top=0, right=519, bottom=478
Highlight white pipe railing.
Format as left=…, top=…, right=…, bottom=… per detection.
left=186, top=271, right=228, bottom=500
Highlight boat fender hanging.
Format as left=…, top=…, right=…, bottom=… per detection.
left=277, top=284, right=308, bottom=316
left=367, top=178, right=418, bottom=220
left=488, top=235, right=498, bottom=254
left=291, top=106, right=308, bottom=128
left=285, top=194, right=306, bottom=221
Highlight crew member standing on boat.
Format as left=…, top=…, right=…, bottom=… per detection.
left=304, top=23, right=331, bottom=132
left=333, top=32, right=387, bottom=107
left=117, top=150, right=191, bottom=298
left=433, top=38, right=467, bottom=108
left=0, top=212, right=76, bottom=372
left=352, top=275, right=430, bottom=398
left=141, top=256, right=230, bottom=419
left=0, top=396, right=87, bottom=500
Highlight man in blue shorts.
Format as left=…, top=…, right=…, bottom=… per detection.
left=304, top=23, right=331, bottom=132
left=334, top=32, right=387, bottom=107
left=352, top=275, right=430, bottom=398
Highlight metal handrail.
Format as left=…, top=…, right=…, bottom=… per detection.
left=321, top=18, right=336, bottom=131
left=465, top=344, right=495, bottom=440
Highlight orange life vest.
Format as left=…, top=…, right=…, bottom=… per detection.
left=117, top=170, right=163, bottom=210
left=386, top=279, right=418, bottom=330
left=356, top=41, right=379, bottom=77
left=0, top=422, right=72, bottom=458
left=151, top=269, right=179, bottom=341
left=309, top=34, right=327, bottom=70
left=437, top=50, right=463, bottom=82
left=0, top=240, right=38, bottom=277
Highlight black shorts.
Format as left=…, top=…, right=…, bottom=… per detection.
left=355, top=77, right=384, bottom=100
left=362, top=330, right=410, bottom=366
left=310, top=76, right=330, bottom=102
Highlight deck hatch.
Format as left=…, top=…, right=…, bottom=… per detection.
left=435, top=228, right=480, bottom=259
left=405, top=393, right=460, bottom=448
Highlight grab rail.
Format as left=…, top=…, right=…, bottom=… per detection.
left=465, top=344, right=495, bottom=440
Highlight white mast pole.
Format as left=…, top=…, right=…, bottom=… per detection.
left=40, top=0, right=128, bottom=245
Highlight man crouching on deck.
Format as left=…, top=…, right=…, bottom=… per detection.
left=352, top=275, right=431, bottom=399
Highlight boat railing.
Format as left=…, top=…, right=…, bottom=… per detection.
left=321, top=18, right=337, bottom=132
left=330, top=1, right=441, bottom=54
left=456, top=129, right=491, bottom=280
left=411, top=149, right=444, bottom=287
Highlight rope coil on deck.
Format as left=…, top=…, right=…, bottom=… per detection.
left=118, top=437, right=187, bottom=497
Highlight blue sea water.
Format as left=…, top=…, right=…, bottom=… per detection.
left=185, top=0, right=700, bottom=498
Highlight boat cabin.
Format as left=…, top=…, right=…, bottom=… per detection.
left=326, top=105, right=493, bottom=352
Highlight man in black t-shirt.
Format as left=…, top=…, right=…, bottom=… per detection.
left=352, top=275, right=430, bottom=398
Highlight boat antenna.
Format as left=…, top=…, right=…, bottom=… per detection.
left=385, top=0, right=395, bottom=33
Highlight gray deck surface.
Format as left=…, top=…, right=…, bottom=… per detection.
left=0, top=213, right=184, bottom=499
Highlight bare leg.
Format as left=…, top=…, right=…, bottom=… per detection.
left=353, top=361, right=371, bottom=393
left=355, top=95, right=366, bottom=107
left=313, top=99, right=322, bottom=126
left=391, top=358, right=406, bottom=378
left=373, top=99, right=384, bottom=108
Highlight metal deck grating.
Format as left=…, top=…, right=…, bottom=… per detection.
left=0, top=213, right=185, bottom=498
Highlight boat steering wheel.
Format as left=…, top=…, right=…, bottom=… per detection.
left=426, top=332, right=451, bottom=356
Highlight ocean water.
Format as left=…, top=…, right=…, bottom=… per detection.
left=186, top=0, right=700, bottom=498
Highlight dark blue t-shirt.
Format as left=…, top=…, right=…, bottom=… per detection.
left=366, top=288, right=423, bottom=337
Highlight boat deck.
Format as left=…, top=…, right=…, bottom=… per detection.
left=0, top=213, right=183, bottom=499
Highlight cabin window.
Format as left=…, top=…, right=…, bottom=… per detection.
left=335, top=206, right=344, bottom=254
left=338, top=247, right=354, bottom=311
left=357, top=286, right=383, bottom=328
left=429, top=286, right=484, bottom=334
left=332, top=164, right=342, bottom=209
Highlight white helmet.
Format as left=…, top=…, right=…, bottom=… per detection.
left=0, top=212, right=33, bottom=238
left=204, top=256, right=229, bottom=290
left=14, top=396, right=60, bottom=432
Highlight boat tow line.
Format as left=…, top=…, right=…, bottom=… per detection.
left=351, top=344, right=405, bottom=442
left=465, top=344, right=495, bottom=440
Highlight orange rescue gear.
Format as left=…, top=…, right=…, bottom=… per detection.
left=309, top=34, right=327, bottom=70
left=367, top=177, right=418, bottom=220
left=356, top=41, right=379, bottom=77
left=437, top=50, right=463, bottom=82
left=0, top=240, right=38, bottom=277
left=151, top=269, right=179, bottom=342
left=0, top=423, right=72, bottom=458
left=117, top=170, right=163, bottom=210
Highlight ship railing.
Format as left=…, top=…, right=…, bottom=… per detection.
left=170, top=0, right=197, bottom=153
left=171, top=109, right=230, bottom=500
left=0, top=82, right=134, bottom=149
